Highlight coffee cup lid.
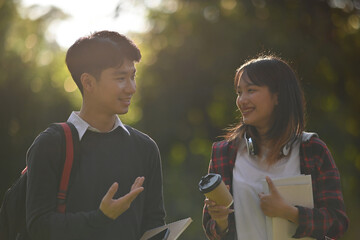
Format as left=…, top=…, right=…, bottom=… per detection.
left=198, top=173, right=222, bottom=193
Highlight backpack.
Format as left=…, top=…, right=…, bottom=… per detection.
left=0, top=122, right=78, bottom=240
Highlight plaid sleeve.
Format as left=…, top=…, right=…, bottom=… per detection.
left=202, top=141, right=236, bottom=240
left=294, top=137, right=349, bottom=239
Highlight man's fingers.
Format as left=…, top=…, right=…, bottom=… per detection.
left=136, top=177, right=145, bottom=187
left=123, top=186, right=144, bottom=203
left=103, top=182, right=119, bottom=201
left=131, top=177, right=145, bottom=190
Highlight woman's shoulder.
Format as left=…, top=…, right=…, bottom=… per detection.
left=211, top=139, right=239, bottom=162
left=212, top=138, right=239, bottom=149
left=300, top=132, right=328, bottom=151
left=300, top=131, right=337, bottom=171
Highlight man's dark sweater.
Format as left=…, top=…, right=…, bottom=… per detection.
left=26, top=125, right=165, bottom=240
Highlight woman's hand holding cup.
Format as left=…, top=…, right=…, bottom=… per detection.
left=199, top=174, right=234, bottom=234
left=205, top=198, right=234, bottom=233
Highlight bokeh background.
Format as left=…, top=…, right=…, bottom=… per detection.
left=1, top=0, right=359, bottom=239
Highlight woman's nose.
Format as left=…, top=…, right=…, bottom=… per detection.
left=237, top=93, right=247, bottom=106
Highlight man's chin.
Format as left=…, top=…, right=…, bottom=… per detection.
left=117, top=108, right=129, bottom=115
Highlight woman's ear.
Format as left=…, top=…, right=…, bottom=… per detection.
left=80, top=73, right=96, bottom=93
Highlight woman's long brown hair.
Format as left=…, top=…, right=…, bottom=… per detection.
left=225, top=55, right=306, bottom=165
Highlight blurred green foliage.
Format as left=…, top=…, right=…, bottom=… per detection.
left=1, top=0, right=359, bottom=239
left=0, top=0, right=75, bottom=212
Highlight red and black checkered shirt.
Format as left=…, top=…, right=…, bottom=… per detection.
left=202, top=134, right=349, bottom=240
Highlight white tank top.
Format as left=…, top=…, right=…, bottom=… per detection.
left=232, top=139, right=301, bottom=240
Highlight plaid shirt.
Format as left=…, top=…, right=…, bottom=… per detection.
left=202, top=134, right=349, bottom=240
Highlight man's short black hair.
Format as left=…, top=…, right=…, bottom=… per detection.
left=65, top=30, right=141, bottom=94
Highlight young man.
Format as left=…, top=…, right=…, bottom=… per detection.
left=26, top=31, right=166, bottom=239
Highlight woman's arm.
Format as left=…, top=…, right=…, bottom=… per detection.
left=202, top=141, right=237, bottom=240
left=295, top=138, right=349, bottom=239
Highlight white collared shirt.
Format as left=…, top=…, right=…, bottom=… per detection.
left=67, top=111, right=130, bottom=140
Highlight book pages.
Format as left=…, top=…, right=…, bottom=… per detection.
left=140, top=217, right=193, bottom=240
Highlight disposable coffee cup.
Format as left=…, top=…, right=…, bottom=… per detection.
left=198, top=173, right=233, bottom=208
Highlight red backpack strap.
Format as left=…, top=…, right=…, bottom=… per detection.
left=56, top=122, right=75, bottom=213
left=21, top=166, right=28, bottom=175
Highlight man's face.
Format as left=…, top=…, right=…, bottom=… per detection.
left=91, top=59, right=136, bottom=115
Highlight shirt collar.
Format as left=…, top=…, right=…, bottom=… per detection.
left=67, top=111, right=130, bottom=140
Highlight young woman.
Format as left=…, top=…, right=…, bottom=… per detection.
left=202, top=56, right=348, bottom=240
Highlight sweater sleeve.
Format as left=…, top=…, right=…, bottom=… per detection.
left=140, top=140, right=166, bottom=233
left=294, top=138, right=349, bottom=239
left=26, top=128, right=112, bottom=240
left=202, top=155, right=222, bottom=240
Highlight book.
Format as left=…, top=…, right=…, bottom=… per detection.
left=140, top=217, right=193, bottom=240
left=262, top=175, right=315, bottom=240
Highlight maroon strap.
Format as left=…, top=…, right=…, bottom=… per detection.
left=56, top=122, right=74, bottom=213
left=21, top=166, right=28, bottom=175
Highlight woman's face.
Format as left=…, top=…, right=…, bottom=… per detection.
left=236, top=72, right=278, bottom=135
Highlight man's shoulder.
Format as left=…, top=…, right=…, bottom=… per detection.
left=26, top=124, right=67, bottom=167
left=31, top=124, right=64, bottom=147
left=124, top=125, right=158, bottom=146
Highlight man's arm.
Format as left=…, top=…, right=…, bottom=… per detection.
left=26, top=129, right=109, bottom=239
left=141, top=143, right=166, bottom=233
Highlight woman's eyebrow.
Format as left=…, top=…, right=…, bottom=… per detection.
left=237, top=82, right=255, bottom=90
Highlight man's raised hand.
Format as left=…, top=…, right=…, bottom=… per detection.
left=100, top=177, right=145, bottom=220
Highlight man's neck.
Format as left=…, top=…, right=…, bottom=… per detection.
left=79, top=107, right=116, bottom=132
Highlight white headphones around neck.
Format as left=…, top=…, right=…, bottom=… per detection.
left=244, top=132, right=292, bottom=156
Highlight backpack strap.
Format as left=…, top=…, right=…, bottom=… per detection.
left=21, top=166, right=27, bottom=175
left=56, top=122, right=75, bottom=213
left=301, top=132, right=319, bottom=142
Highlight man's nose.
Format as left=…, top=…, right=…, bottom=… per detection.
left=125, top=79, right=136, bottom=94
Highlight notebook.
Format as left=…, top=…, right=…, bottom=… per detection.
left=262, top=175, right=315, bottom=240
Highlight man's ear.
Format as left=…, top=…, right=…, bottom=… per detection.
left=274, top=93, right=279, bottom=105
left=80, top=73, right=96, bottom=92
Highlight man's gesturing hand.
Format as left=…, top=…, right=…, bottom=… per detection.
left=100, top=177, right=145, bottom=220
